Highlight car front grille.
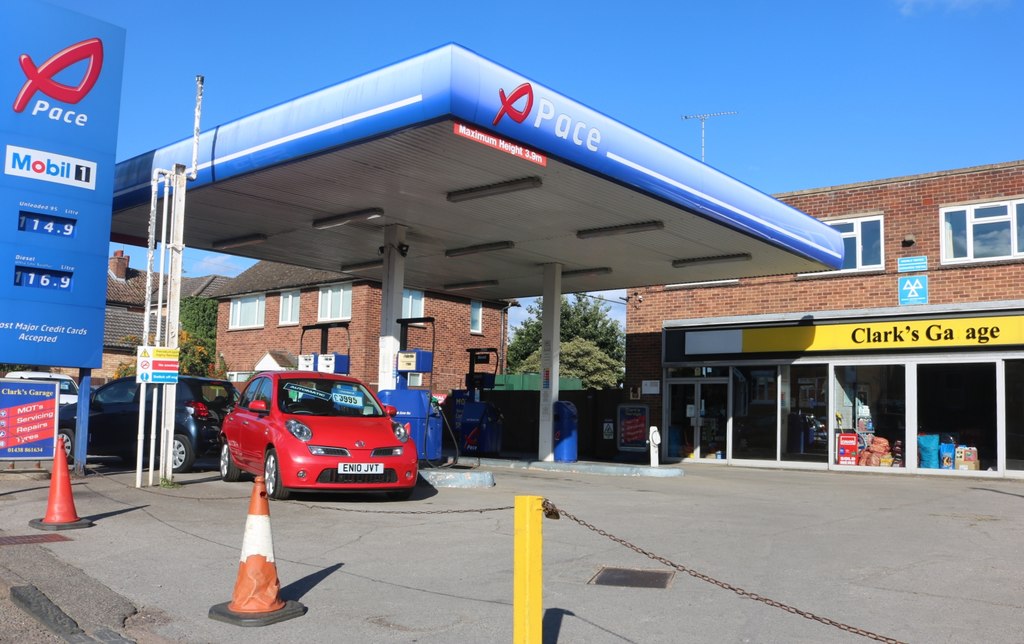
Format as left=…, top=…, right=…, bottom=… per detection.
left=316, top=468, right=398, bottom=484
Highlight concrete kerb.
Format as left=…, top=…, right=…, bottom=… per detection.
left=455, top=456, right=683, bottom=478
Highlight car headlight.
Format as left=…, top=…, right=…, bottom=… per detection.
left=391, top=421, right=409, bottom=443
left=286, top=419, right=313, bottom=442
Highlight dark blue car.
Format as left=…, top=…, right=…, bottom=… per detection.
left=58, top=376, right=237, bottom=473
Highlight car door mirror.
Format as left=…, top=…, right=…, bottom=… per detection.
left=384, top=404, right=398, bottom=417
left=248, top=399, right=269, bottom=413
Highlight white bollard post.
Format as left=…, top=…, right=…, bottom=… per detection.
left=649, top=426, right=661, bottom=468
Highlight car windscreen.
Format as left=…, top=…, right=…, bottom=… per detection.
left=180, top=380, right=237, bottom=416
left=278, top=379, right=384, bottom=417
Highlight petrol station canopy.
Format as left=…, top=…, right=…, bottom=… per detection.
left=111, top=44, right=843, bottom=303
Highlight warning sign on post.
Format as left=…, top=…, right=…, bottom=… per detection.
left=136, top=346, right=180, bottom=384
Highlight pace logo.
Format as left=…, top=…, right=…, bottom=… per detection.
left=12, top=37, right=103, bottom=127
left=5, top=145, right=97, bottom=191
left=492, top=81, right=602, bottom=152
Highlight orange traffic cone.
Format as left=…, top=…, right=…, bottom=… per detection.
left=29, top=436, right=92, bottom=531
left=209, top=476, right=306, bottom=626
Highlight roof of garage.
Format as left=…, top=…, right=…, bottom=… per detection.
left=111, top=44, right=842, bottom=301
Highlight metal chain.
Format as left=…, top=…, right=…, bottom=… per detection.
left=82, top=466, right=513, bottom=514
left=542, top=499, right=908, bottom=644
left=287, top=500, right=514, bottom=515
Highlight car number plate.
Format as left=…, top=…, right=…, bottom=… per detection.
left=339, top=462, right=383, bottom=475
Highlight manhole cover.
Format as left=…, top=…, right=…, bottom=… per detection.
left=0, top=534, right=71, bottom=546
left=588, top=566, right=674, bottom=589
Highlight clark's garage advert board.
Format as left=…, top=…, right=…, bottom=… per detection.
left=0, top=3, right=125, bottom=368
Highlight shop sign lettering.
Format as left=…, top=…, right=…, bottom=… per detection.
left=851, top=324, right=1002, bottom=345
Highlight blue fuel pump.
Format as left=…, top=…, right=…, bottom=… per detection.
left=376, top=317, right=442, bottom=461
left=451, top=348, right=503, bottom=456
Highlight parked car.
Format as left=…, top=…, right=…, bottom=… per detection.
left=220, top=371, right=418, bottom=500
left=5, top=371, right=79, bottom=406
left=58, top=376, right=238, bottom=473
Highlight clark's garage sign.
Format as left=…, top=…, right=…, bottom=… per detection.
left=0, top=3, right=125, bottom=368
left=0, top=378, right=58, bottom=460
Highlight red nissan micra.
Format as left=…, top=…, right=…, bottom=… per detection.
left=220, top=371, right=418, bottom=500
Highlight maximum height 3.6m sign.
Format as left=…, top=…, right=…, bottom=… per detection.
left=0, top=3, right=125, bottom=368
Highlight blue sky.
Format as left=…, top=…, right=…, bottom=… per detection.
left=49, top=0, right=1023, bottom=329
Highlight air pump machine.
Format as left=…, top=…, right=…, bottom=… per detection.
left=376, top=317, right=443, bottom=461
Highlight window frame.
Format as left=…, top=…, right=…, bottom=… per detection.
left=827, top=214, right=885, bottom=273
left=318, top=282, right=352, bottom=322
left=402, top=288, right=424, bottom=319
left=470, top=300, right=483, bottom=334
left=229, top=294, right=266, bottom=330
left=278, top=289, right=300, bottom=326
left=940, top=198, right=1024, bottom=265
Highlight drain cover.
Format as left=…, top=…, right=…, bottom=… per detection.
left=588, top=566, right=674, bottom=589
left=0, top=534, right=71, bottom=546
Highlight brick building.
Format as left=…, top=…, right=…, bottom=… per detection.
left=626, top=160, right=1024, bottom=477
left=213, top=261, right=511, bottom=391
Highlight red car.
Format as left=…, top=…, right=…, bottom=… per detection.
left=219, top=371, right=418, bottom=500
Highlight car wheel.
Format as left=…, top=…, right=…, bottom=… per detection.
left=57, top=429, right=74, bottom=464
left=264, top=448, right=290, bottom=500
left=220, top=442, right=241, bottom=482
left=386, top=487, right=415, bottom=501
left=171, top=434, right=195, bottom=474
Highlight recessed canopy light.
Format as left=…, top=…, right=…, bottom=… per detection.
left=312, top=207, right=384, bottom=230
left=211, top=233, right=267, bottom=250
left=446, top=177, right=542, bottom=203
left=445, top=241, right=515, bottom=258
left=576, top=220, right=664, bottom=239
left=671, top=253, right=751, bottom=268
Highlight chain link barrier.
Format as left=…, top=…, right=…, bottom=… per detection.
left=76, top=466, right=903, bottom=641
left=542, top=499, right=908, bottom=644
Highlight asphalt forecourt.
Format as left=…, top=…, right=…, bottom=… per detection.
left=1, top=462, right=1022, bottom=643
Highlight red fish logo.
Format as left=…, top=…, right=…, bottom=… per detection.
left=13, top=38, right=104, bottom=113
left=492, top=82, right=533, bottom=126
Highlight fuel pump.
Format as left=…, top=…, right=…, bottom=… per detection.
left=298, top=322, right=351, bottom=374
left=451, top=348, right=503, bottom=456
left=376, top=317, right=442, bottom=461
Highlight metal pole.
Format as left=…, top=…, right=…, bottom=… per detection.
left=682, top=111, right=737, bottom=163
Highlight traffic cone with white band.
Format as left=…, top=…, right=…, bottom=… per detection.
left=209, top=476, right=306, bottom=626
left=29, top=435, right=92, bottom=531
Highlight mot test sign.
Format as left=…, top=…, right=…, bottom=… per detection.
left=0, top=378, right=58, bottom=460
left=0, top=3, right=125, bottom=368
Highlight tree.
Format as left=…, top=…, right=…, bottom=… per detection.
left=507, top=294, right=624, bottom=386
left=180, top=297, right=218, bottom=345
left=517, top=337, right=622, bottom=389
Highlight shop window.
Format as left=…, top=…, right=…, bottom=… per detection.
left=279, top=290, right=300, bottom=326
left=732, top=366, right=778, bottom=460
left=318, top=283, right=352, bottom=321
left=917, top=363, right=996, bottom=471
left=229, top=294, right=265, bottom=330
left=781, top=364, right=828, bottom=463
left=1005, top=361, right=1024, bottom=471
left=833, top=365, right=906, bottom=467
left=941, top=199, right=1024, bottom=264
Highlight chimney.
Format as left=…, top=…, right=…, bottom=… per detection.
left=109, top=250, right=129, bottom=279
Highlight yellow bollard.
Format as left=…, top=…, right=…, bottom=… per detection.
left=513, top=495, right=544, bottom=643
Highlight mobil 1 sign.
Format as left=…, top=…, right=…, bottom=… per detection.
left=0, top=3, right=124, bottom=368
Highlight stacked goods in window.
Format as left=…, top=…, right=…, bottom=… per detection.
left=857, top=435, right=896, bottom=466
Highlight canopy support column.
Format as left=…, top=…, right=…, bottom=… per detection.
left=538, top=263, right=561, bottom=461
left=377, top=225, right=407, bottom=390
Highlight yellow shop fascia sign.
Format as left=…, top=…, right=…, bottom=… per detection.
left=741, top=315, right=1024, bottom=354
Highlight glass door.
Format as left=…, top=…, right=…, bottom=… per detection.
left=668, top=381, right=729, bottom=460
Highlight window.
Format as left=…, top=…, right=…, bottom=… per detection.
left=318, top=283, right=351, bottom=321
left=279, top=290, right=300, bottom=325
left=941, top=199, right=1024, bottom=263
left=470, top=300, right=483, bottom=333
left=229, top=294, right=265, bottom=329
left=827, top=215, right=883, bottom=271
left=402, top=288, right=424, bottom=318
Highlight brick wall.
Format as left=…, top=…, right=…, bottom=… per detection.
left=625, top=161, right=1024, bottom=419
left=217, top=283, right=508, bottom=392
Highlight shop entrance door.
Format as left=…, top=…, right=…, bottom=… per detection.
left=668, top=381, right=729, bottom=460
